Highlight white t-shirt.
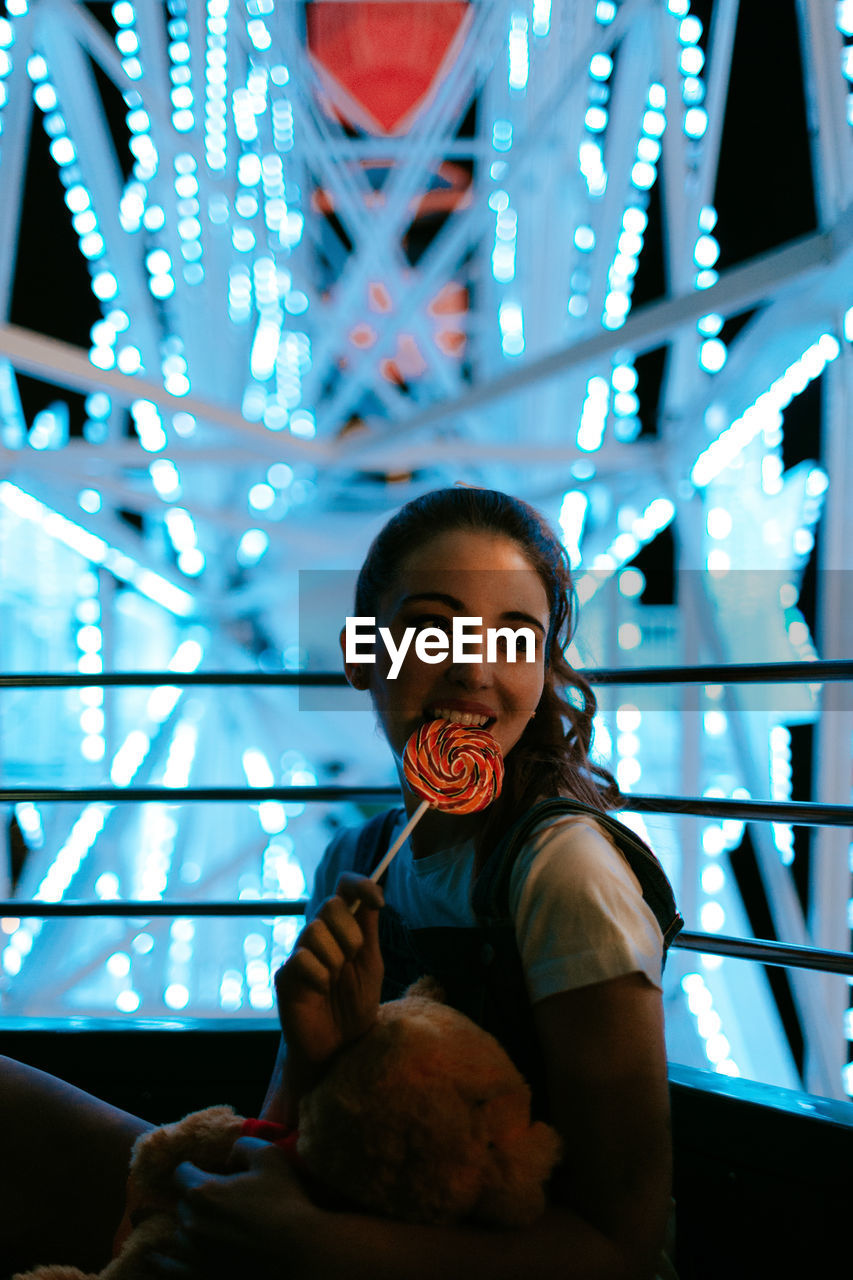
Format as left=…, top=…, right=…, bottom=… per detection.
left=307, top=809, right=664, bottom=1002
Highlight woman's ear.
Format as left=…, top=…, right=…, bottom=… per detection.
left=340, top=625, right=368, bottom=690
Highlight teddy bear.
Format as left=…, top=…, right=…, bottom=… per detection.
left=15, top=978, right=562, bottom=1280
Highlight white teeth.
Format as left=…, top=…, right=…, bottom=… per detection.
left=430, top=708, right=490, bottom=727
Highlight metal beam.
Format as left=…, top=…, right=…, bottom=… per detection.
left=0, top=323, right=331, bottom=462
left=335, top=212, right=852, bottom=463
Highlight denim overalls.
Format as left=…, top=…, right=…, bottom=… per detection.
left=345, top=797, right=684, bottom=1118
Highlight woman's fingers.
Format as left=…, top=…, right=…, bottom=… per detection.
left=172, top=1162, right=244, bottom=1232
left=277, top=946, right=334, bottom=995
left=314, top=896, right=365, bottom=959
left=289, top=881, right=381, bottom=973
left=228, top=1133, right=293, bottom=1172
left=166, top=1151, right=303, bottom=1270
left=334, top=871, right=385, bottom=912
left=172, top=1158, right=218, bottom=1197
left=273, top=873, right=385, bottom=1041
left=297, top=915, right=349, bottom=974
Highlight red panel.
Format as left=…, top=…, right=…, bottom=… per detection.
left=306, top=2, right=470, bottom=135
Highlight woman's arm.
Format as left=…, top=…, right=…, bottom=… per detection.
left=259, top=1035, right=288, bottom=1124
left=162, top=1145, right=640, bottom=1280
left=260, top=872, right=385, bottom=1127
left=533, top=972, right=672, bottom=1278
left=161, top=971, right=671, bottom=1280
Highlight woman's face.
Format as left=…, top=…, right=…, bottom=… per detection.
left=342, top=530, right=551, bottom=784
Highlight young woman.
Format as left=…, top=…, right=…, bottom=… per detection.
left=1, top=487, right=679, bottom=1279
left=159, top=487, right=681, bottom=1279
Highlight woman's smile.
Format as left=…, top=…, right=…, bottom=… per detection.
left=343, top=529, right=551, bottom=799
left=423, top=702, right=496, bottom=728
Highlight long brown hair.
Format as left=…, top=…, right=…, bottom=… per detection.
left=354, top=487, right=621, bottom=863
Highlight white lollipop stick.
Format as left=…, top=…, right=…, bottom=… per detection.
left=369, top=798, right=430, bottom=884
left=348, top=798, right=429, bottom=914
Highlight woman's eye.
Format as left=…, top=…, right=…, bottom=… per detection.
left=413, top=614, right=453, bottom=633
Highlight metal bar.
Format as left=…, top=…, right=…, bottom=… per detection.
left=0, top=900, right=306, bottom=917
left=795, top=0, right=853, bottom=220
left=677, top=507, right=840, bottom=1096
left=0, top=672, right=348, bottom=688
left=672, top=932, right=853, bottom=977
left=1, top=661, right=851, bottom=689
left=0, top=904, right=849, bottom=979
left=0, top=786, right=849, bottom=827
left=587, top=661, right=853, bottom=685
left=806, top=338, right=853, bottom=1092
left=0, top=785, right=399, bottom=802
left=0, top=7, right=35, bottom=323
left=628, top=797, right=853, bottom=826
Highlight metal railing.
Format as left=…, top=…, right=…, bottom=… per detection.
left=1, top=661, right=851, bottom=981
left=1, top=658, right=851, bottom=688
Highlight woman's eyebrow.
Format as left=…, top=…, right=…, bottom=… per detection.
left=399, top=591, right=463, bottom=611
left=501, top=610, right=547, bottom=637
left=399, top=593, right=547, bottom=636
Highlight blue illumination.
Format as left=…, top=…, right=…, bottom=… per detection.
left=694, top=234, right=719, bottom=268
left=643, top=109, right=666, bottom=137
left=577, top=376, right=609, bottom=451
left=684, top=106, right=708, bottom=137
left=574, top=225, right=595, bottom=252
left=678, top=16, right=703, bottom=45
left=499, top=299, right=524, bottom=356
left=631, top=160, right=656, bottom=190
left=699, top=338, right=727, bottom=373
left=508, top=13, right=529, bottom=91
left=532, top=0, right=551, bottom=36
left=492, top=119, right=513, bottom=151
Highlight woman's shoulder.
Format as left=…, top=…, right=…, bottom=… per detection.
left=513, top=794, right=623, bottom=851
left=505, top=799, right=666, bottom=997
left=539, top=811, right=625, bottom=859
left=508, top=799, right=645, bottom=898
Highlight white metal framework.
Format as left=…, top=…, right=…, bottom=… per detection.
left=0, top=0, right=850, bottom=1100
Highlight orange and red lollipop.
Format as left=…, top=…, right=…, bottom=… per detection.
left=361, top=719, right=504, bottom=893
left=402, top=717, right=504, bottom=814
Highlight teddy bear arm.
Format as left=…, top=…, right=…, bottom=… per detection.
left=129, top=1106, right=245, bottom=1193
left=12, top=1110, right=250, bottom=1280
left=112, top=1105, right=246, bottom=1259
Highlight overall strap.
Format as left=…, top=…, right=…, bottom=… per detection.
left=348, top=807, right=405, bottom=879
left=341, top=805, right=546, bottom=1114
left=471, top=797, right=684, bottom=963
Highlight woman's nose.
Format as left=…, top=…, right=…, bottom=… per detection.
left=449, top=656, right=494, bottom=688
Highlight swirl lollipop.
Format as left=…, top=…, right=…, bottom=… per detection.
left=362, top=719, right=504, bottom=892
left=403, top=718, right=504, bottom=814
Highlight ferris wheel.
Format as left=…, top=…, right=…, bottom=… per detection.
left=0, top=0, right=851, bottom=1100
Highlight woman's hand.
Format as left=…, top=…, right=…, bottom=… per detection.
left=147, top=1136, right=317, bottom=1279
left=275, top=871, right=384, bottom=1070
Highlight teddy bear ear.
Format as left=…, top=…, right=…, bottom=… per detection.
left=403, top=974, right=446, bottom=1003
